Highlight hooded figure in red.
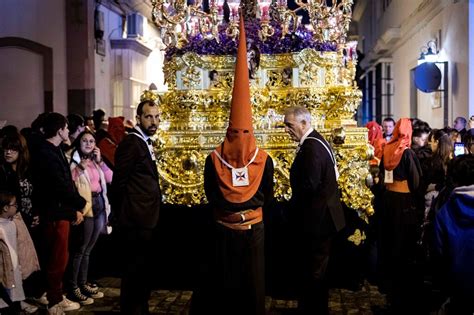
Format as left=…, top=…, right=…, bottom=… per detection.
left=366, top=121, right=385, bottom=164
left=200, top=16, right=274, bottom=315
left=378, top=118, right=423, bottom=314
left=97, top=116, right=126, bottom=168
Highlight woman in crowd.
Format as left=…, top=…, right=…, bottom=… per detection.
left=445, top=128, right=461, bottom=145
left=463, top=131, right=474, bottom=155
left=67, top=130, right=112, bottom=305
left=0, top=133, right=40, bottom=313
left=425, top=129, right=453, bottom=213
left=418, top=129, right=454, bottom=276
left=0, top=133, right=37, bottom=229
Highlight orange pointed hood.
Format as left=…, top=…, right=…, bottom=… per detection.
left=383, top=118, right=412, bottom=171
left=211, top=16, right=268, bottom=203
left=228, top=15, right=253, bottom=132
left=366, top=121, right=385, bottom=162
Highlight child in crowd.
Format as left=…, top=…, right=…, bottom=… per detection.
left=0, top=191, right=40, bottom=314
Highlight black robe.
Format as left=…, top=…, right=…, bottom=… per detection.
left=378, top=149, right=424, bottom=313
left=202, top=154, right=274, bottom=315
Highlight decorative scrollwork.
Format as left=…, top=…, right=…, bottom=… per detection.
left=147, top=49, right=374, bottom=219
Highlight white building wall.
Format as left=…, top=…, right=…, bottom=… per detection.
left=94, top=5, right=123, bottom=117
left=93, top=4, right=166, bottom=121
left=391, top=2, right=468, bottom=128
left=0, top=0, right=67, bottom=117
left=145, top=21, right=167, bottom=92
left=0, top=49, right=43, bottom=128
left=354, top=0, right=470, bottom=128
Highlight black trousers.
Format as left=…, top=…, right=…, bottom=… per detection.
left=297, top=238, right=332, bottom=315
left=210, top=222, right=265, bottom=315
left=378, top=191, right=424, bottom=314
left=119, top=227, right=156, bottom=315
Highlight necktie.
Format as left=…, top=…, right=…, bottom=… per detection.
left=146, top=138, right=156, bottom=161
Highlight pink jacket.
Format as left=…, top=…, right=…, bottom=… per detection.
left=0, top=213, right=40, bottom=288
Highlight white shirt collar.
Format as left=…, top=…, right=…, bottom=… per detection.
left=134, top=125, right=150, bottom=142
left=300, top=127, right=314, bottom=146
left=132, top=125, right=156, bottom=160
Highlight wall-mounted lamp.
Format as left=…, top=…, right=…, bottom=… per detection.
left=412, top=38, right=448, bottom=125
left=418, top=39, right=439, bottom=64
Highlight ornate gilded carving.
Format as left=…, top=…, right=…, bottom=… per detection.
left=348, top=229, right=367, bottom=246
left=145, top=49, right=374, bottom=220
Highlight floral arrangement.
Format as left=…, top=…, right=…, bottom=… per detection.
left=164, top=20, right=337, bottom=60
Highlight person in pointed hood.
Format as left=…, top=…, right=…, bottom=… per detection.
left=96, top=116, right=126, bottom=169
left=378, top=118, right=424, bottom=314
left=200, top=16, right=274, bottom=315
left=366, top=121, right=385, bottom=164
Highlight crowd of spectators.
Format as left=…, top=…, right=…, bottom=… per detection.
left=0, top=110, right=473, bottom=314
left=366, top=115, right=474, bottom=315
left=0, top=110, right=125, bottom=314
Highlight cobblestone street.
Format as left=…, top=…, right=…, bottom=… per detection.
left=31, top=278, right=386, bottom=315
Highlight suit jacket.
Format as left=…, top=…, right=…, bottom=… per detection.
left=112, top=129, right=161, bottom=229
left=289, top=130, right=345, bottom=243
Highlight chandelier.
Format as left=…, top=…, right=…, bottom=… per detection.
left=151, top=0, right=354, bottom=49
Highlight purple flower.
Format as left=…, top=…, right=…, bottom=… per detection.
left=164, top=19, right=337, bottom=59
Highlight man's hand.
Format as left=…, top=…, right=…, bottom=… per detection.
left=73, top=211, right=84, bottom=225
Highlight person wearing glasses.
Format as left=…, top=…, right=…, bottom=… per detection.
left=0, top=191, right=39, bottom=314
left=0, top=132, right=38, bottom=229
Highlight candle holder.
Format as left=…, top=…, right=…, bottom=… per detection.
left=152, top=0, right=354, bottom=48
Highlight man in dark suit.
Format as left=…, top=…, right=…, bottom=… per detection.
left=112, top=100, right=161, bottom=315
left=284, top=106, right=345, bottom=315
